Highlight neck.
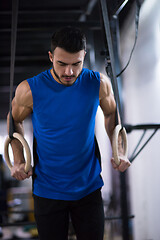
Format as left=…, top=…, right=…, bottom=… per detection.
left=50, top=68, right=61, bottom=84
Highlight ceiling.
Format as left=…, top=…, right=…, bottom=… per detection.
left=0, top=0, right=136, bottom=120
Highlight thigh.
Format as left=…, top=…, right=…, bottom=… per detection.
left=33, top=195, right=69, bottom=240
left=70, top=189, right=104, bottom=240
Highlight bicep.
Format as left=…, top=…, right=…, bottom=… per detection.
left=12, top=98, right=32, bottom=122
left=11, top=81, right=33, bottom=122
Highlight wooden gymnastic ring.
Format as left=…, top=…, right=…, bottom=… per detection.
left=112, top=124, right=128, bottom=165
left=4, top=132, right=31, bottom=173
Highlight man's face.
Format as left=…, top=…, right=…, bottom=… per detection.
left=49, top=47, right=86, bottom=87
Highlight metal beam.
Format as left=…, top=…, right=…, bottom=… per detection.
left=0, top=55, right=48, bottom=61
left=113, top=0, right=129, bottom=18
left=0, top=21, right=101, bottom=33
left=79, top=0, right=98, bottom=21
left=0, top=9, right=83, bottom=15
left=0, top=86, right=16, bottom=93
left=99, top=0, right=123, bottom=122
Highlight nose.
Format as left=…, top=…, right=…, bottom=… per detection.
left=64, top=66, right=73, bottom=76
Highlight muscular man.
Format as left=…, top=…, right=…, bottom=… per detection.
left=7, top=26, right=130, bottom=240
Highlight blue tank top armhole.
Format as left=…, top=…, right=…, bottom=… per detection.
left=90, top=70, right=101, bottom=105
left=82, top=68, right=101, bottom=103
left=27, top=77, right=36, bottom=112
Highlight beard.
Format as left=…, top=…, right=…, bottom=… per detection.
left=52, top=66, right=82, bottom=87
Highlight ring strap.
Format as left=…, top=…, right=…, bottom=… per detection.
left=4, top=0, right=31, bottom=173
left=4, top=133, right=31, bottom=173
left=112, top=125, right=128, bottom=165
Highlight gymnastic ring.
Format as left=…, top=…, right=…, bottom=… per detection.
left=112, top=124, right=128, bottom=165
left=4, top=132, right=31, bottom=173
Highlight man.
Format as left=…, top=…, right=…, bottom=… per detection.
left=7, top=26, right=130, bottom=240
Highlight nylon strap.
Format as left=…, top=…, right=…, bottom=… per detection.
left=9, top=0, right=19, bottom=138
left=99, top=0, right=123, bottom=126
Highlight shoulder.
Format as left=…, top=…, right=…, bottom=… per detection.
left=100, top=73, right=111, bottom=88
left=82, top=68, right=100, bottom=80
left=15, top=80, right=33, bottom=108
left=99, top=73, right=112, bottom=100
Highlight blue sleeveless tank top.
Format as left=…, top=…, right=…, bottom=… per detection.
left=27, top=68, right=104, bottom=200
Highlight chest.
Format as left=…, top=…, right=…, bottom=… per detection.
left=33, top=83, right=99, bottom=129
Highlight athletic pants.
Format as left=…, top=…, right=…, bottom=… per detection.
left=33, top=188, right=104, bottom=240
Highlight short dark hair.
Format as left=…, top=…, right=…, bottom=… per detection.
left=51, top=26, right=86, bottom=53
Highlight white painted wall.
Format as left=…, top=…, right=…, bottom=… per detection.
left=121, top=0, right=160, bottom=239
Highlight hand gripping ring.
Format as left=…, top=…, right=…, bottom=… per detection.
left=112, top=124, right=128, bottom=165
left=4, top=133, right=31, bottom=173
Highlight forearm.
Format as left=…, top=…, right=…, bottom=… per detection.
left=104, top=111, right=116, bottom=144
left=7, top=113, right=25, bottom=164
left=105, top=111, right=125, bottom=157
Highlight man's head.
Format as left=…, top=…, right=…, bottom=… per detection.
left=50, top=26, right=86, bottom=53
left=48, top=26, right=86, bottom=86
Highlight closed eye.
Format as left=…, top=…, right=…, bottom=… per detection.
left=72, top=61, right=81, bottom=66
left=57, top=61, right=67, bottom=66
left=57, top=61, right=81, bottom=66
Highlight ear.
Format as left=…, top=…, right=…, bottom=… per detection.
left=48, top=51, right=53, bottom=62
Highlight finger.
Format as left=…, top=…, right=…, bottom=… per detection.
left=26, top=167, right=33, bottom=177
left=118, top=165, right=127, bottom=172
left=111, top=158, right=119, bottom=169
left=118, top=159, right=131, bottom=172
left=12, top=174, right=24, bottom=181
left=11, top=168, right=28, bottom=180
left=16, top=172, right=28, bottom=180
left=27, top=171, right=32, bottom=178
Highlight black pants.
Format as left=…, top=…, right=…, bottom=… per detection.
left=33, top=189, right=104, bottom=240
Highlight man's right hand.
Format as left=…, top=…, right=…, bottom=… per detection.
left=11, top=163, right=33, bottom=181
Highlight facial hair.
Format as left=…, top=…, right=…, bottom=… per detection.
left=52, top=66, right=82, bottom=87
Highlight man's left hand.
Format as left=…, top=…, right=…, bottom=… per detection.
left=111, top=156, right=131, bottom=172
